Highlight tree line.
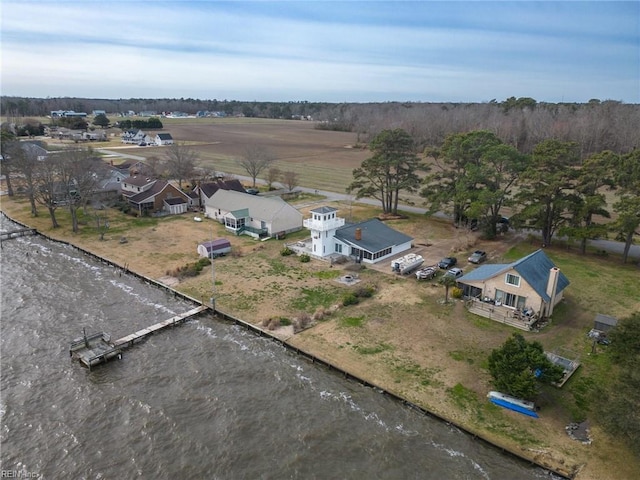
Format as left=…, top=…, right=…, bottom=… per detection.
left=2, top=96, right=638, bottom=155
left=349, top=128, right=640, bottom=263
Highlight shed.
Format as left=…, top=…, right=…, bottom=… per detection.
left=197, top=238, right=231, bottom=258
left=593, top=314, right=618, bottom=333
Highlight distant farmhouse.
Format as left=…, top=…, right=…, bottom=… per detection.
left=154, top=133, right=174, bottom=146
left=120, top=130, right=174, bottom=146
left=121, top=129, right=151, bottom=145
left=303, top=206, right=413, bottom=264
left=50, top=110, right=87, bottom=118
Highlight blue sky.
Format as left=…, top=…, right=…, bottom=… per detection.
left=1, top=1, right=638, bottom=103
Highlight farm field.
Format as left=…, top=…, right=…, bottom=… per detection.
left=105, top=117, right=372, bottom=194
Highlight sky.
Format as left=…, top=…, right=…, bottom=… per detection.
left=1, top=1, right=638, bottom=103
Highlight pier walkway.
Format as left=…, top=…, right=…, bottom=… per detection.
left=0, top=227, right=37, bottom=242
left=113, top=305, right=209, bottom=347
left=71, top=305, right=209, bottom=369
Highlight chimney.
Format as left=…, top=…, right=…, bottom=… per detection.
left=355, top=228, right=362, bottom=241
left=546, top=267, right=560, bottom=316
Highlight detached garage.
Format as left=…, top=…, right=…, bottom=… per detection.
left=197, top=238, right=231, bottom=258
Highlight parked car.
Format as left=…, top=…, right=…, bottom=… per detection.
left=468, top=250, right=487, bottom=264
left=443, top=267, right=464, bottom=279
left=438, top=257, right=457, bottom=269
left=245, top=188, right=260, bottom=195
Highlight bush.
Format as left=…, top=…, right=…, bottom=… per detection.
left=300, top=253, right=311, bottom=263
left=280, top=246, right=294, bottom=256
left=342, top=293, right=359, bottom=306
left=168, top=257, right=211, bottom=279
left=313, top=307, right=327, bottom=321
left=293, top=312, right=312, bottom=333
left=451, top=287, right=463, bottom=299
left=354, top=284, right=376, bottom=298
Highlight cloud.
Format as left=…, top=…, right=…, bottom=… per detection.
left=1, top=1, right=638, bottom=102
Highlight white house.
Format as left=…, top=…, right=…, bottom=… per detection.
left=204, top=189, right=303, bottom=238
left=303, top=206, right=413, bottom=263
left=154, top=133, right=174, bottom=146
left=121, top=130, right=151, bottom=144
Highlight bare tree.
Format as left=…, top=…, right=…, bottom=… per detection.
left=58, top=147, right=103, bottom=233
left=7, top=141, right=41, bottom=216
left=0, top=129, right=16, bottom=197
left=237, top=146, right=276, bottom=187
left=32, top=154, right=62, bottom=228
left=281, top=170, right=299, bottom=192
left=266, top=166, right=282, bottom=190
left=164, top=143, right=198, bottom=189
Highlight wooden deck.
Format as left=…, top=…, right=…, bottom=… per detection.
left=466, top=299, right=537, bottom=331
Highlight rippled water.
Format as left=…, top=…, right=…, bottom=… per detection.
left=0, top=219, right=552, bottom=479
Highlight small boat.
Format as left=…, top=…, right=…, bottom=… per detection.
left=487, top=391, right=539, bottom=418
left=391, top=253, right=424, bottom=274
left=416, top=265, right=437, bottom=280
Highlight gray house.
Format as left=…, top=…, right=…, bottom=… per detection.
left=204, top=189, right=303, bottom=238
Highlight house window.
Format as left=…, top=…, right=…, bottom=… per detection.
left=335, top=244, right=342, bottom=253
left=506, top=274, right=520, bottom=287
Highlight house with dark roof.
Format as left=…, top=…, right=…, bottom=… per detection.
left=121, top=129, right=151, bottom=144
left=154, top=133, right=174, bottom=146
left=193, top=179, right=246, bottom=209
left=20, top=141, right=49, bottom=161
left=122, top=177, right=190, bottom=216
left=303, top=206, right=412, bottom=263
left=204, top=189, right=302, bottom=238
left=458, top=249, right=570, bottom=328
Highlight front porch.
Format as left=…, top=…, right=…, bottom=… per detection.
left=465, top=298, right=539, bottom=331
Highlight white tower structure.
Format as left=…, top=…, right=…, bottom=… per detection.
left=303, top=206, right=345, bottom=257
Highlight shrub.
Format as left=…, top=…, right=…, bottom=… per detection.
left=355, top=284, right=376, bottom=298
left=300, top=253, right=311, bottom=263
left=293, top=312, right=312, bottom=333
left=280, top=246, right=294, bottom=256
left=266, top=317, right=281, bottom=330
left=451, top=287, right=463, bottom=299
left=342, top=293, right=359, bottom=306
left=313, top=307, right=327, bottom=321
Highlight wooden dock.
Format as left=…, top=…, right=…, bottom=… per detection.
left=70, top=305, right=209, bottom=369
left=0, top=228, right=37, bottom=242
left=113, top=305, right=209, bottom=347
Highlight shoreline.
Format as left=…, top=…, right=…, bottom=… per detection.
left=0, top=210, right=572, bottom=479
